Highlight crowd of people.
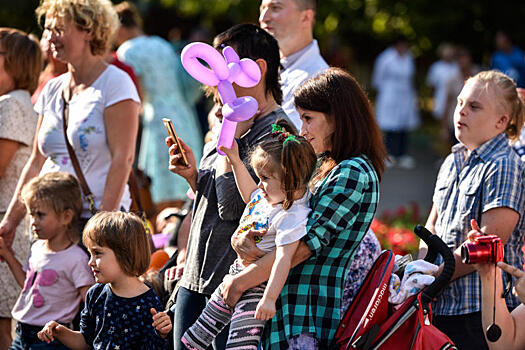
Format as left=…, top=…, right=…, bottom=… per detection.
left=0, top=0, right=524, bottom=349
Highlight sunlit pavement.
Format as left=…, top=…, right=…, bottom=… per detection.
left=377, top=137, right=441, bottom=221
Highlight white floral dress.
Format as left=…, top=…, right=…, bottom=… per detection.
left=0, top=90, right=36, bottom=317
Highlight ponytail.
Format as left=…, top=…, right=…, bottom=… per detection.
left=280, top=132, right=317, bottom=210
left=509, top=89, right=525, bottom=142
left=474, top=70, right=525, bottom=142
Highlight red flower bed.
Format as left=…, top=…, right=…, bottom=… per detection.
left=372, top=202, right=422, bottom=256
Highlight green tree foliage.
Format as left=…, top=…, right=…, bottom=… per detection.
left=4, top=0, right=525, bottom=67
left=0, top=0, right=41, bottom=34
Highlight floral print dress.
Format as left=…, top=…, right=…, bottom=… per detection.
left=0, top=90, right=36, bottom=317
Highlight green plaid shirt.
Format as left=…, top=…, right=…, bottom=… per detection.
left=262, top=156, right=380, bottom=349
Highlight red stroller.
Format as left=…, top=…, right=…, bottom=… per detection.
left=334, top=225, right=457, bottom=350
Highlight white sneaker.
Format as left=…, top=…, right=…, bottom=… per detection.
left=398, top=155, right=416, bottom=169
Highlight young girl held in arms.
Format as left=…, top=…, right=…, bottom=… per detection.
left=38, top=211, right=172, bottom=349
left=182, top=121, right=317, bottom=349
left=0, top=172, right=94, bottom=349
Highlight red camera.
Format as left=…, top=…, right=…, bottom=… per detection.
left=461, top=235, right=504, bottom=264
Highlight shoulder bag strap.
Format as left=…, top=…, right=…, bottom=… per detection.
left=62, top=86, right=97, bottom=215
left=62, top=83, right=146, bottom=222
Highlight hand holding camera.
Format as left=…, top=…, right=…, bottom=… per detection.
left=463, top=219, right=504, bottom=265
left=464, top=219, right=509, bottom=342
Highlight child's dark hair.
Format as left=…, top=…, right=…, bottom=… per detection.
left=251, top=120, right=317, bottom=210
left=21, top=172, right=82, bottom=242
left=82, top=212, right=151, bottom=277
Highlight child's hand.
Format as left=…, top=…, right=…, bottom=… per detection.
left=38, top=321, right=62, bottom=343
left=254, top=297, right=276, bottom=321
left=151, top=308, right=172, bottom=338
left=465, top=219, right=492, bottom=276
left=218, top=140, right=241, bottom=165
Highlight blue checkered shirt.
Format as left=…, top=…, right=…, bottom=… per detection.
left=433, top=133, right=525, bottom=316
left=261, top=156, right=379, bottom=349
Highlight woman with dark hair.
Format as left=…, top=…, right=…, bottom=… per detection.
left=223, top=67, right=386, bottom=348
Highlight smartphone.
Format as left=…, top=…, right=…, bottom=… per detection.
left=162, top=118, right=189, bottom=167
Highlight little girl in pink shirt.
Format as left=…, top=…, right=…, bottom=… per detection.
left=0, top=172, right=94, bottom=349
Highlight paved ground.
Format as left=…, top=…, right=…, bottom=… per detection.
left=376, top=133, right=442, bottom=224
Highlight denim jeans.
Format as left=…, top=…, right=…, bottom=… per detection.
left=10, top=322, right=69, bottom=350
left=173, top=286, right=230, bottom=350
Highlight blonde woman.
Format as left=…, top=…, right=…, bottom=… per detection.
left=0, top=0, right=140, bottom=250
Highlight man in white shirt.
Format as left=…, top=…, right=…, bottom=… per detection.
left=260, top=0, right=328, bottom=129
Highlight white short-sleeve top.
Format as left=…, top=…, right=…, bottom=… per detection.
left=236, top=189, right=311, bottom=253
left=34, top=65, right=140, bottom=217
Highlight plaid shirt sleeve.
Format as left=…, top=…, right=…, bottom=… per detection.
left=304, top=161, right=369, bottom=256
left=482, top=156, right=524, bottom=214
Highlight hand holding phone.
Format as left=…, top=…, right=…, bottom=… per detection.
left=163, top=118, right=189, bottom=167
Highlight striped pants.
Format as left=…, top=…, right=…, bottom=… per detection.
left=182, top=262, right=267, bottom=350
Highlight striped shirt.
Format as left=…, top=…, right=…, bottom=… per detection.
left=262, top=156, right=379, bottom=349
left=433, top=133, right=525, bottom=315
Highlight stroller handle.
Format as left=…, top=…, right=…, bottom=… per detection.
left=414, top=225, right=455, bottom=302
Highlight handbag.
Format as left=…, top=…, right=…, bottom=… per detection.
left=61, top=86, right=151, bottom=234
left=410, top=294, right=456, bottom=350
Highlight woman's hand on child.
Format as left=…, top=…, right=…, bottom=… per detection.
left=254, top=297, right=276, bottom=321
left=38, top=321, right=63, bottom=343
left=231, top=229, right=267, bottom=265
left=221, top=274, right=244, bottom=308
left=151, top=308, right=172, bottom=338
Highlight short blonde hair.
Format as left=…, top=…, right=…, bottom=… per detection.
left=83, top=212, right=151, bottom=277
left=35, top=0, right=119, bottom=56
left=0, top=28, right=43, bottom=94
left=471, top=70, right=525, bottom=142
left=21, top=172, right=83, bottom=242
